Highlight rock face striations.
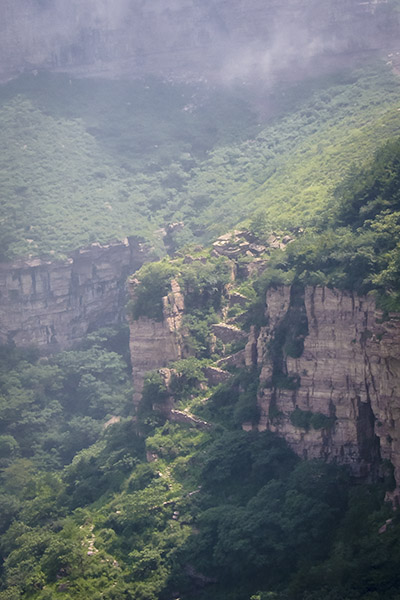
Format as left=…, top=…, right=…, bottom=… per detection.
left=0, top=0, right=399, bottom=82
left=0, top=237, right=151, bottom=351
left=127, top=272, right=400, bottom=494
left=245, top=285, right=400, bottom=497
left=128, top=278, right=186, bottom=406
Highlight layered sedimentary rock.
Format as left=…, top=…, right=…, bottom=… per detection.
left=0, top=0, right=398, bottom=82
left=128, top=279, right=186, bottom=406
left=0, top=237, right=150, bottom=351
left=247, top=285, right=400, bottom=495
left=127, top=274, right=400, bottom=490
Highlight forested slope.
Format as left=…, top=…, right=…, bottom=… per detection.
left=1, top=138, right=400, bottom=599
left=1, top=63, right=400, bottom=258
left=0, top=330, right=398, bottom=600
left=2, top=56, right=400, bottom=600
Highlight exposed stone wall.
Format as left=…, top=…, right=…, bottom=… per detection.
left=0, top=0, right=398, bottom=82
left=248, top=285, right=400, bottom=494
left=127, top=274, right=400, bottom=491
left=0, top=237, right=150, bottom=351
left=366, top=313, right=400, bottom=501
left=128, top=279, right=186, bottom=406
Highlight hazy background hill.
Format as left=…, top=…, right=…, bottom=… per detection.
left=1, top=0, right=400, bottom=82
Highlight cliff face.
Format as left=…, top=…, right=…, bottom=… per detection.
left=127, top=273, right=400, bottom=491
left=0, top=237, right=150, bottom=351
left=247, top=286, right=400, bottom=495
left=1, top=0, right=398, bottom=82
left=128, top=279, right=186, bottom=406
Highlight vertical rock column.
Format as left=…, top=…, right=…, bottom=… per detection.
left=366, top=315, right=400, bottom=502
left=128, top=279, right=186, bottom=406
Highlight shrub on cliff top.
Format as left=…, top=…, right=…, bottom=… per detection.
left=169, top=357, right=207, bottom=400
left=129, top=261, right=178, bottom=321
left=179, top=257, right=232, bottom=313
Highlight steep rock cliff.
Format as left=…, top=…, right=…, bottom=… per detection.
left=126, top=257, right=400, bottom=491
left=1, top=0, right=398, bottom=82
left=247, top=285, right=400, bottom=495
left=0, top=237, right=150, bottom=351
left=128, top=278, right=186, bottom=406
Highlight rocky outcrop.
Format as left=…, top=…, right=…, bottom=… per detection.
left=128, top=279, right=186, bottom=406
left=217, top=349, right=246, bottom=369
left=0, top=237, right=150, bottom=351
left=1, top=0, right=399, bottom=83
left=246, top=285, right=400, bottom=496
left=211, top=323, right=247, bottom=345
left=212, top=230, right=291, bottom=260
left=203, top=366, right=231, bottom=387
left=126, top=266, right=400, bottom=494
left=169, top=409, right=211, bottom=430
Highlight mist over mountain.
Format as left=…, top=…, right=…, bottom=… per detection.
left=1, top=0, right=399, bottom=82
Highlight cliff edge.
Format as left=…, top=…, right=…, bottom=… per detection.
left=1, top=0, right=399, bottom=82
left=245, top=285, right=400, bottom=499
left=127, top=261, right=400, bottom=496
left=0, top=237, right=151, bottom=351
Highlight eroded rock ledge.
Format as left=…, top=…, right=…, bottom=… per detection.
left=128, top=278, right=186, bottom=406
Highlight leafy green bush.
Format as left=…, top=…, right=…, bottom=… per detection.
left=290, top=408, right=334, bottom=430
left=336, top=137, right=400, bottom=229
left=310, top=412, right=334, bottom=430
left=140, top=371, right=169, bottom=407
left=244, top=135, right=400, bottom=313
left=169, top=357, right=207, bottom=400
left=0, top=342, right=133, bottom=469
left=179, top=257, right=232, bottom=313
left=129, top=262, right=178, bottom=321
left=290, top=408, right=313, bottom=429
left=233, top=376, right=260, bottom=426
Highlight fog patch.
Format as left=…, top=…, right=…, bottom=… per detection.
left=220, top=28, right=349, bottom=85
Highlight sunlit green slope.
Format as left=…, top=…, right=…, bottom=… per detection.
left=184, top=66, right=400, bottom=238
left=0, top=73, right=258, bottom=259
left=1, top=63, right=400, bottom=259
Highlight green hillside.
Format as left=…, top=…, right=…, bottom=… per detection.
left=2, top=57, right=400, bottom=600
left=1, top=63, right=400, bottom=259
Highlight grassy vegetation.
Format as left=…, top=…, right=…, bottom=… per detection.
left=240, top=136, right=400, bottom=312
left=0, top=73, right=259, bottom=259
left=2, top=63, right=400, bottom=258
left=181, top=64, right=400, bottom=239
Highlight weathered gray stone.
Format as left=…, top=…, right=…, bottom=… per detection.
left=128, top=279, right=186, bottom=406
left=216, top=349, right=246, bottom=369
left=203, top=366, right=231, bottom=387
left=211, top=323, right=247, bottom=344
left=253, top=285, right=400, bottom=498
left=0, top=237, right=150, bottom=351
left=229, top=292, right=249, bottom=308
left=170, top=409, right=211, bottom=430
